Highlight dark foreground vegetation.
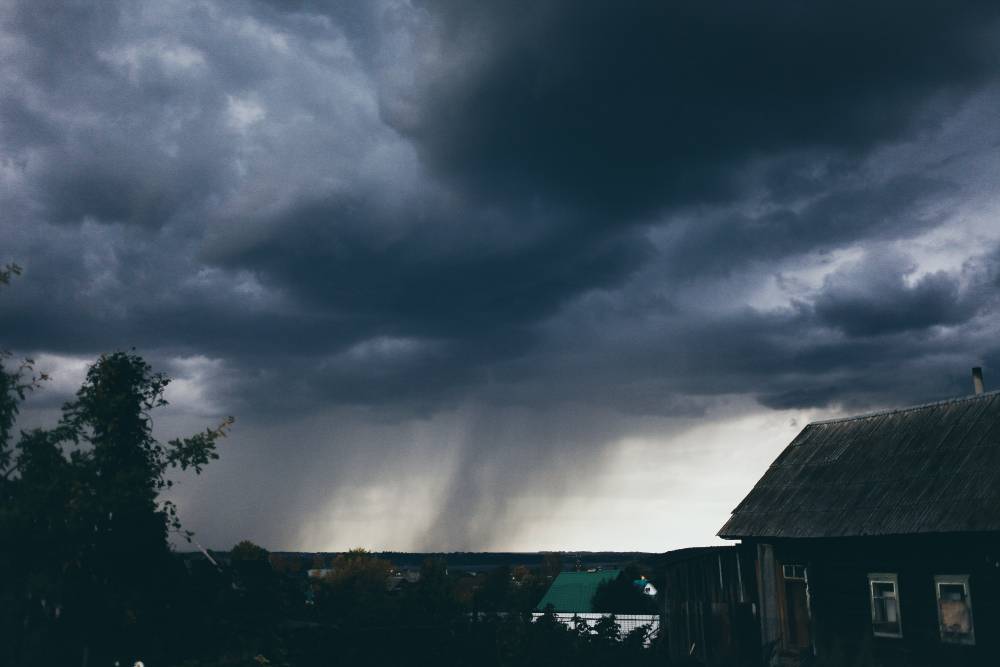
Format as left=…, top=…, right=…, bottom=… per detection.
left=182, top=547, right=666, bottom=667
left=0, top=265, right=669, bottom=666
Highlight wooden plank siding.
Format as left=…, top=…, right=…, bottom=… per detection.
left=662, top=546, right=761, bottom=666
left=754, top=533, right=1000, bottom=666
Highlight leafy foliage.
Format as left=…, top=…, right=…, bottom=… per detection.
left=232, top=539, right=271, bottom=563
left=0, top=326, right=232, bottom=666
left=59, top=352, right=233, bottom=537
left=592, top=566, right=660, bottom=614
left=314, top=548, right=395, bottom=627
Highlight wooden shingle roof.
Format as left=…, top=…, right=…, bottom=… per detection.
left=718, top=391, right=1000, bottom=539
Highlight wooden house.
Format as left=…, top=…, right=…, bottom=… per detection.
left=718, top=378, right=1000, bottom=666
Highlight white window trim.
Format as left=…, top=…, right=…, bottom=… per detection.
left=868, top=573, right=902, bottom=639
left=782, top=563, right=806, bottom=581
left=934, top=574, right=975, bottom=646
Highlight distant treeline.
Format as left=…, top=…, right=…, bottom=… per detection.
left=233, top=550, right=656, bottom=571
left=191, top=544, right=667, bottom=667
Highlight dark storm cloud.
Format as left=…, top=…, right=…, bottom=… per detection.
left=493, top=234, right=1000, bottom=416
left=813, top=255, right=980, bottom=336
left=657, top=173, right=958, bottom=279
left=5, top=0, right=1000, bottom=548
left=212, top=194, right=653, bottom=337
left=389, top=0, right=1000, bottom=215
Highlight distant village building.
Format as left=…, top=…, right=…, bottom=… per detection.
left=718, top=372, right=1000, bottom=666
left=306, top=568, right=334, bottom=579
left=533, top=570, right=661, bottom=639
left=385, top=567, right=421, bottom=593
left=634, top=576, right=658, bottom=596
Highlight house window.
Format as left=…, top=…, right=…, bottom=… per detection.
left=868, top=573, right=902, bottom=638
left=935, top=575, right=974, bottom=645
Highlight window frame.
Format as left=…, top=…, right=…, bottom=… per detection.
left=868, top=573, right=903, bottom=639
left=778, top=562, right=813, bottom=652
left=782, top=563, right=806, bottom=581
left=934, top=574, right=975, bottom=645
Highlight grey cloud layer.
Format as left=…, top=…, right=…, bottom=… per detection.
left=4, top=0, right=1000, bottom=547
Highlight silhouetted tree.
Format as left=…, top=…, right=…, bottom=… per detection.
left=475, top=564, right=513, bottom=612
left=231, top=539, right=270, bottom=563
left=221, top=540, right=287, bottom=663
left=410, top=557, right=460, bottom=621
left=0, top=341, right=232, bottom=666
left=591, top=567, right=659, bottom=614
left=541, top=552, right=563, bottom=580
left=315, top=548, right=394, bottom=627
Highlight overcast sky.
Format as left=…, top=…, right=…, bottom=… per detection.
left=4, top=1, right=1000, bottom=552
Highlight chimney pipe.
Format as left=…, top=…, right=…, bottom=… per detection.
left=972, top=367, right=985, bottom=395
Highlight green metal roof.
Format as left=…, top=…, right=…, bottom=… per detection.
left=535, top=570, right=620, bottom=612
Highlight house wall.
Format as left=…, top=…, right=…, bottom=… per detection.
left=663, top=545, right=761, bottom=666
left=756, top=533, right=1000, bottom=667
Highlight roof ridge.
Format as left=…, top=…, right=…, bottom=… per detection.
left=807, top=389, right=1000, bottom=426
